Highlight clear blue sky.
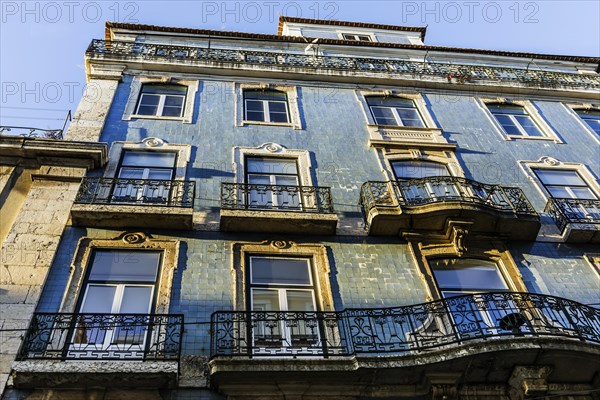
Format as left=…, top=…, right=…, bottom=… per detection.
left=1, top=1, right=599, bottom=131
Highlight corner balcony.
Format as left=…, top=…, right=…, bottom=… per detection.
left=359, top=178, right=540, bottom=240
left=545, top=198, right=600, bottom=243
left=71, top=177, right=195, bottom=230
left=209, top=293, right=599, bottom=397
left=12, top=313, right=183, bottom=389
left=219, top=183, right=338, bottom=235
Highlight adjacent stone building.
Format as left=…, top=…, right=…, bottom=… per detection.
left=1, top=17, right=599, bottom=400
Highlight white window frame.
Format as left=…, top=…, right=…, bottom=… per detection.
left=563, top=103, right=600, bottom=145
left=244, top=92, right=290, bottom=123
left=136, top=87, right=186, bottom=118
left=122, top=76, right=199, bottom=123
left=341, top=32, right=373, bottom=42
left=478, top=98, right=561, bottom=143
left=235, top=83, right=302, bottom=129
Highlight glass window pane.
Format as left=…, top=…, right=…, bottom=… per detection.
left=251, top=289, right=280, bottom=311
left=547, top=187, right=572, bottom=198
left=142, top=84, right=186, bottom=95
left=251, top=257, right=311, bottom=285
left=431, top=259, right=508, bottom=291
left=137, top=105, right=158, bottom=116
left=268, top=101, right=287, bottom=113
left=535, top=169, right=587, bottom=186
left=269, top=111, right=289, bottom=123
left=164, top=96, right=184, bottom=107
left=392, top=161, right=450, bottom=179
left=88, top=251, right=160, bottom=282
left=139, top=94, right=160, bottom=106
left=244, top=90, right=286, bottom=101
left=245, top=100, right=264, bottom=112
left=161, top=106, right=183, bottom=117
left=571, top=187, right=597, bottom=199
left=488, top=104, right=527, bottom=115
left=147, top=169, right=173, bottom=180
left=515, top=115, right=543, bottom=137
left=396, top=108, right=424, bottom=127
left=367, top=97, right=414, bottom=108
left=246, top=111, right=265, bottom=121
left=583, top=118, right=600, bottom=134
left=80, top=285, right=116, bottom=313
left=494, top=115, right=522, bottom=135
left=247, top=157, right=297, bottom=175
left=118, top=168, right=144, bottom=179
left=122, top=151, right=176, bottom=168
left=286, top=291, right=315, bottom=311
left=371, top=106, right=398, bottom=125
left=119, top=286, right=153, bottom=313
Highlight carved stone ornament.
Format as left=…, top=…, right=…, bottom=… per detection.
left=258, top=142, right=284, bottom=153
left=121, top=232, right=148, bottom=244
left=452, top=226, right=469, bottom=257
left=539, top=156, right=560, bottom=166
left=142, top=137, right=165, bottom=147
left=271, top=240, right=295, bottom=249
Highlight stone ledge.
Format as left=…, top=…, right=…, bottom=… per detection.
left=71, top=203, right=194, bottom=230
left=11, top=360, right=178, bottom=389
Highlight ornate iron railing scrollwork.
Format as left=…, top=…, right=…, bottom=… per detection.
left=87, top=39, right=600, bottom=90
left=75, top=177, right=195, bottom=207
left=544, top=198, right=600, bottom=232
left=211, top=292, right=599, bottom=358
left=17, top=313, right=184, bottom=361
left=221, top=182, right=334, bottom=213
left=0, top=126, right=64, bottom=140
left=359, top=178, right=537, bottom=227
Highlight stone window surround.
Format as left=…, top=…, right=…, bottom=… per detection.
left=232, top=142, right=313, bottom=186
left=103, top=138, right=191, bottom=180
left=584, top=253, right=600, bottom=277
left=563, top=102, right=600, bottom=144
left=519, top=156, right=600, bottom=202
left=404, top=224, right=527, bottom=302
left=477, top=97, right=562, bottom=143
left=235, top=83, right=302, bottom=129
left=378, top=147, right=464, bottom=182
left=122, top=76, right=199, bottom=124
left=230, top=240, right=334, bottom=311
left=59, top=232, right=179, bottom=315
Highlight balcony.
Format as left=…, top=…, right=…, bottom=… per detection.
left=209, top=293, right=599, bottom=397
left=219, top=183, right=338, bottom=234
left=13, top=313, right=183, bottom=389
left=545, top=198, right=600, bottom=243
left=359, top=178, right=540, bottom=239
left=71, top=177, right=195, bottom=230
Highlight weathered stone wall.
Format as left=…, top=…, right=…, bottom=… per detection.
left=0, top=167, right=84, bottom=393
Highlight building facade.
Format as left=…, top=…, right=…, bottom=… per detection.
left=1, top=17, right=599, bottom=400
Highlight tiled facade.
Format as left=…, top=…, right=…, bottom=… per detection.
left=1, top=16, right=599, bottom=400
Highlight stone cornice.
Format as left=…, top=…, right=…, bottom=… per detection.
left=0, top=136, right=108, bottom=169
left=86, top=40, right=599, bottom=94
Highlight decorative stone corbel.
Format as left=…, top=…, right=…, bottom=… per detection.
left=508, top=366, right=552, bottom=400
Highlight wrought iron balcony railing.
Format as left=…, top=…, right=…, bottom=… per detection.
left=544, top=198, right=600, bottom=232
left=359, top=178, right=537, bottom=222
left=211, top=292, right=599, bottom=358
left=221, top=182, right=334, bottom=213
left=17, top=313, right=184, bottom=361
left=0, top=126, right=64, bottom=139
left=75, top=177, right=195, bottom=207
left=86, top=39, right=600, bottom=90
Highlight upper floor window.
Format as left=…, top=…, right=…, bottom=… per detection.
left=136, top=84, right=187, bottom=117
left=367, top=97, right=425, bottom=127
left=246, top=156, right=300, bottom=210
left=342, top=33, right=372, bottom=41
left=486, top=103, right=544, bottom=137
left=430, top=258, right=509, bottom=298
left=533, top=169, right=597, bottom=200
left=391, top=160, right=450, bottom=179
left=114, top=150, right=177, bottom=204
left=575, top=108, right=600, bottom=137
left=244, top=90, right=290, bottom=123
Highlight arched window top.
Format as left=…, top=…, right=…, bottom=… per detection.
left=391, top=160, right=450, bottom=179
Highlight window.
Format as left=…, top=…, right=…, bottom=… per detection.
left=244, top=90, right=290, bottom=123
left=249, top=256, right=318, bottom=347
left=575, top=108, right=600, bottom=137
left=342, top=33, right=372, bottom=41
left=367, top=97, right=425, bottom=127
left=136, top=84, right=187, bottom=117
left=74, top=250, right=161, bottom=353
left=113, top=150, right=177, bottom=204
left=533, top=169, right=597, bottom=200
left=245, top=157, right=301, bottom=210
left=486, top=103, right=544, bottom=137
left=430, top=258, right=509, bottom=298
left=391, top=160, right=459, bottom=202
